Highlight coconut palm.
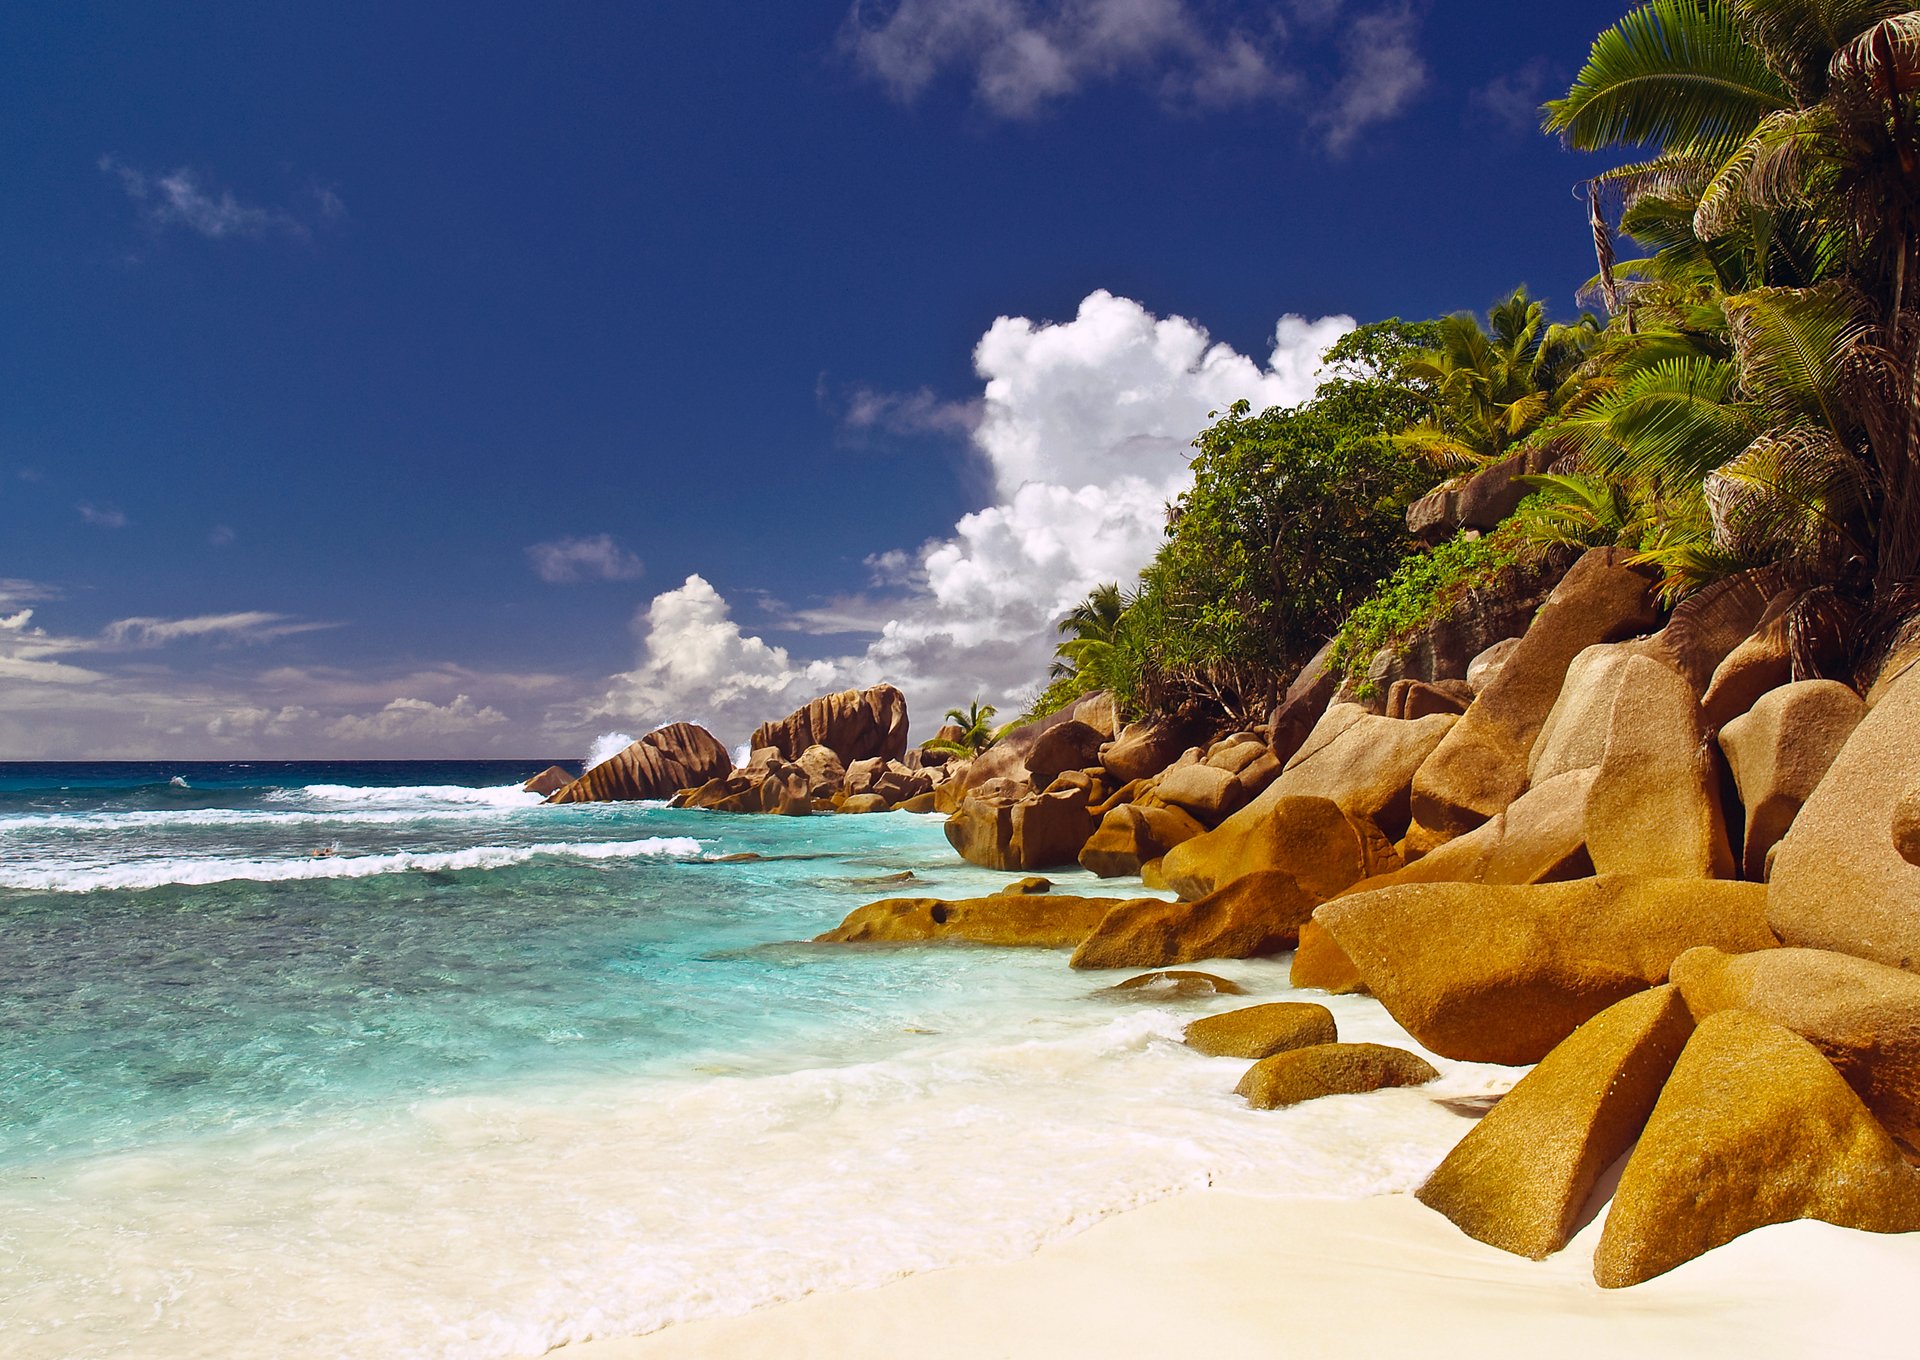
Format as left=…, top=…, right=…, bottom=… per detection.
left=921, top=700, right=998, bottom=757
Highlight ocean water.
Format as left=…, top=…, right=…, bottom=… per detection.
left=0, top=761, right=1512, bottom=1358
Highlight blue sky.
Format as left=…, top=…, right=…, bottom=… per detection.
left=1, top=1, right=1630, bottom=758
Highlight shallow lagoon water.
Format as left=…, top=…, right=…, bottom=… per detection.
left=0, top=762, right=1510, bottom=1358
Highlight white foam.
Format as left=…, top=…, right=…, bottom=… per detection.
left=585, top=733, right=636, bottom=771
left=0, top=837, right=707, bottom=892
left=0, top=990, right=1511, bottom=1360
left=292, top=783, right=545, bottom=809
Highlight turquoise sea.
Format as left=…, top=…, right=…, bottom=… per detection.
left=0, top=761, right=1499, bottom=1358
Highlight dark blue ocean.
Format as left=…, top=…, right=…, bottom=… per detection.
left=0, top=761, right=1483, bottom=1358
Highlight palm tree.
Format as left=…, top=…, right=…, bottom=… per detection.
left=1546, top=2, right=1920, bottom=594
left=1049, top=583, right=1126, bottom=678
left=921, top=700, right=997, bottom=757
left=1389, top=288, right=1606, bottom=469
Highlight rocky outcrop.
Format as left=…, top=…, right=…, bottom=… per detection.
left=1699, top=589, right=1798, bottom=730
left=1630, top=566, right=1783, bottom=697
left=1184, top=1002, right=1337, bottom=1059
left=1314, top=876, right=1776, bottom=1065
left=750, top=685, right=910, bottom=765
left=944, top=784, right=1095, bottom=872
left=1768, top=661, right=1920, bottom=971
left=1592, top=1010, right=1920, bottom=1288
left=1269, top=705, right=1458, bottom=840
left=795, top=744, right=848, bottom=795
left=548, top=723, right=733, bottom=803
left=1408, top=548, right=1661, bottom=838
left=1157, top=794, right=1384, bottom=904
left=1098, top=719, right=1196, bottom=785
left=1068, top=869, right=1324, bottom=970
left=1718, top=680, right=1864, bottom=880
left=816, top=891, right=1134, bottom=948
left=1344, top=767, right=1600, bottom=892
left=1235, top=1043, right=1438, bottom=1109
left=1526, top=646, right=1735, bottom=879
left=1078, top=803, right=1206, bottom=878
left=1406, top=446, right=1555, bottom=544
left=1671, top=945, right=1920, bottom=1152
left=956, top=693, right=1116, bottom=794
left=1025, top=721, right=1106, bottom=786
left=844, top=757, right=933, bottom=806
left=1290, top=919, right=1366, bottom=994
left=521, top=765, right=574, bottom=797
left=1269, top=642, right=1338, bottom=765
left=1416, top=986, right=1695, bottom=1259
left=1899, top=785, right=1920, bottom=866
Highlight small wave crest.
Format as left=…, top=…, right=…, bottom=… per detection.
left=0, top=837, right=706, bottom=893
left=290, top=783, right=544, bottom=809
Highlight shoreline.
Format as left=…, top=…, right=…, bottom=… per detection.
left=566, top=1186, right=1920, bottom=1359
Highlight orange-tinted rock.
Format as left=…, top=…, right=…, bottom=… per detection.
left=1417, top=986, right=1695, bottom=1259
left=548, top=723, right=733, bottom=803
left=1270, top=705, right=1458, bottom=840
left=1700, top=590, right=1797, bottom=731
left=1671, top=945, right=1920, bottom=1152
left=1719, top=680, right=1865, bottom=881
left=521, top=765, right=574, bottom=797
left=750, top=685, right=909, bottom=764
left=1154, top=762, right=1249, bottom=825
left=1768, top=661, right=1920, bottom=971
left=1069, top=869, right=1321, bottom=970
left=1632, top=566, right=1783, bottom=696
left=1078, top=803, right=1206, bottom=878
left=1157, top=794, right=1377, bottom=903
left=1409, top=547, right=1660, bottom=836
left=1386, top=679, right=1472, bottom=720
left=1316, top=876, right=1776, bottom=1065
left=816, top=892, right=1131, bottom=948
left=944, top=785, right=1095, bottom=872
left=1184, top=1002, right=1336, bottom=1058
left=1898, top=785, right=1920, bottom=867
left=1105, top=970, right=1248, bottom=998
left=1235, top=1043, right=1438, bottom=1109
left=1593, top=1010, right=1920, bottom=1288
left=1025, top=720, right=1107, bottom=785
left=1290, top=919, right=1367, bottom=994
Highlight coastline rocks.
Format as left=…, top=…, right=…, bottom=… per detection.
left=1314, top=876, right=1776, bottom=1065
left=1671, top=945, right=1920, bottom=1152
left=1898, top=785, right=1920, bottom=866
left=960, top=693, right=1114, bottom=794
left=1098, top=719, right=1195, bottom=785
left=1416, top=986, right=1695, bottom=1259
left=1630, top=566, right=1782, bottom=697
left=1528, top=647, right=1735, bottom=879
left=1768, top=661, right=1920, bottom=970
left=1153, top=763, right=1249, bottom=825
left=1235, top=1043, right=1438, bottom=1109
left=1592, top=1010, right=1920, bottom=1288
left=816, top=892, right=1133, bottom=948
left=1718, top=681, right=1864, bottom=880
left=1068, top=869, right=1323, bottom=971
left=548, top=723, right=733, bottom=803
left=521, top=765, right=574, bottom=797
left=1025, top=721, right=1106, bottom=786
left=944, top=785, right=1095, bottom=872
left=838, top=793, right=891, bottom=814
left=1105, top=970, right=1247, bottom=998
left=796, top=744, right=848, bottom=795
left=1158, top=794, right=1380, bottom=904
left=1271, top=705, right=1458, bottom=841
left=1408, top=547, right=1661, bottom=838
left=1184, top=1002, right=1337, bottom=1059
left=1290, top=919, right=1367, bottom=994
left=1406, top=446, right=1555, bottom=544
left=750, top=685, right=909, bottom=765
left=1268, top=642, right=1339, bottom=765
left=1078, top=803, right=1206, bottom=878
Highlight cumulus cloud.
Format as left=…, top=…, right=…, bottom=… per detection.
left=592, top=290, right=1351, bottom=744
left=590, top=575, right=847, bottom=741
left=98, top=156, right=336, bottom=241
left=326, top=694, right=509, bottom=745
left=526, top=533, right=647, bottom=584
left=839, top=0, right=1426, bottom=145
left=101, top=611, right=337, bottom=648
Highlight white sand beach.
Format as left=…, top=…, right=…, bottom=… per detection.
left=574, top=1189, right=1920, bottom=1360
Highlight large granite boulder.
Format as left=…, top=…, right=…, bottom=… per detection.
left=1416, top=986, right=1695, bottom=1259
left=521, top=765, right=574, bottom=797
left=944, top=785, right=1095, bottom=872
left=1235, top=1043, right=1438, bottom=1109
left=1157, top=794, right=1384, bottom=903
left=1768, top=661, right=1920, bottom=970
left=1269, top=641, right=1338, bottom=765
left=1025, top=720, right=1107, bottom=786
left=795, top=744, right=848, bottom=795
left=1069, top=869, right=1323, bottom=970
left=1314, top=876, right=1776, bottom=1065
left=548, top=723, right=733, bottom=803
left=1290, top=919, right=1366, bottom=994
left=1274, top=705, right=1458, bottom=840
left=844, top=757, right=933, bottom=806
left=816, top=891, right=1134, bottom=948
left=959, top=693, right=1113, bottom=793
left=1671, top=945, right=1920, bottom=1152
left=1527, top=646, right=1735, bottom=879
left=1630, top=567, right=1783, bottom=696
left=1183, top=1002, right=1337, bottom=1059
left=750, top=685, right=909, bottom=764
left=1097, top=719, right=1196, bottom=785
left=1699, top=589, right=1798, bottom=730
left=1593, top=1010, right=1920, bottom=1288
left=1078, top=803, right=1206, bottom=878
left=1153, top=762, right=1250, bottom=825
left=1718, top=680, right=1864, bottom=880
left=1408, top=548, right=1661, bottom=837
left=1355, top=767, right=1600, bottom=891
left=1406, top=446, right=1554, bottom=544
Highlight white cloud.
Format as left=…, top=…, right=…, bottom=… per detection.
left=77, top=502, right=129, bottom=529
left=0, top=609, right=106, bottom=686
left=839, top=0, right=1425, bottom=145
left=98, top=157, right=334, bottom=241
left=592, top=291, right=1351, bottom=744
left=589, top=575, right=850, bottom=742
left=840, top=385, right=982, bottom=437
left=325, top=694, right=509, bottom=745
left=526, top=533, right=646, bottom=584
left=101, top=611, right=336, bottom=648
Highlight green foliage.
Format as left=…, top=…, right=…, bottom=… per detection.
left=1326, top=529, right=1525, bottom=693
left=921, top=700, right=998, bottom=757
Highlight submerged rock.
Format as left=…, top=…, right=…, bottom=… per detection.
left=1103, top=970, right=1248, bottom=999
left=1184, top=1002, right=1336, bottom=1059
left=521, top=765, right=574, bottom=797
left=815, top=893, right=1132, bottom=948
left=1235, top=1042, right=1437, bottom=1109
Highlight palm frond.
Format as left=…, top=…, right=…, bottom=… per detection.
left=1723, top=284, right=1873, bottom=432
left=1694, top=106, right=1837, bottom=239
